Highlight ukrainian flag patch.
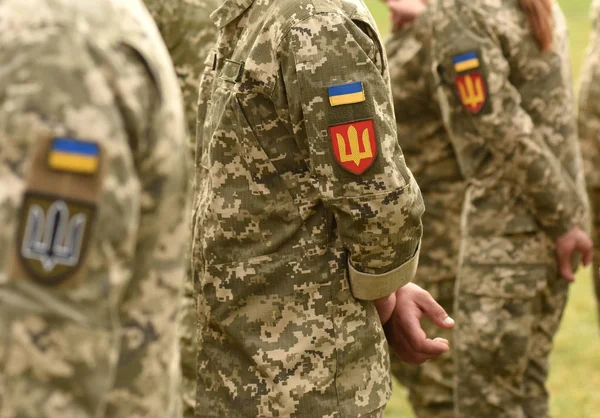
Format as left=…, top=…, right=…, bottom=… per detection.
left=328, top=82, right=366, bottom=107
left=453, top=51, right=480, bottom=73
left=48, top=138, right=100, bottom=175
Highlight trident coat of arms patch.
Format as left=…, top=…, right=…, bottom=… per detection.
left=329, top=119, right=378, bottom=175
left=453, top=51, right=489, bottom=115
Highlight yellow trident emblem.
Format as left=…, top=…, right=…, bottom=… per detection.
left=456, top=73, right=487, bottom=114
left=336, top=125, right=373, bottom=167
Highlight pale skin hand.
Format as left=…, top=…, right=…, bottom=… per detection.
left=386, top=0, right=429, bottom=29
left=376, top=283, right=455, bottom=364
left=374, top=292, right=396, bottom=325
left=555, top=226, right=593, bottom=282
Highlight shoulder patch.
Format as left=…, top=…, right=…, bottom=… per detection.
left=328, top=82, right=366, bottom=107
left=329, top=119, right=377, bottom=175
left=7, top=135, right=103, bottom=286
left=48, top=137, right=100, bottom=175
left=452, top=51, right=489, bottom=115
left=16, top=193, right=95, bottom=285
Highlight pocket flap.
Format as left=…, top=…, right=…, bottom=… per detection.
left=459, top=264, right=548, bottom=299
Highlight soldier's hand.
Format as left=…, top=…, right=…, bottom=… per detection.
left=386, top=0, right=428, bottom=29
left=374, top=293, right=397, bottom=325
left=384, top=283, right=454, bottom=364
left=555, top=226, right=593, bottom=282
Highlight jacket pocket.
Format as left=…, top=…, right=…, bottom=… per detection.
left=459, top=232, right=553, bottom=299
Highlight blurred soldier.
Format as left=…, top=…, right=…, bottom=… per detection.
left=144, top=0, right=218, bottom=138
left=385, top=1, right=463, bottom=417
left=430, top=0, right=592, bottom=417
left=192, top=0, right=455, bottom=416
left=578, top=0, right=600, bottom=329
left=142, top=0, right=219, bottom=415
left=0, top=0, right=189, bottom=417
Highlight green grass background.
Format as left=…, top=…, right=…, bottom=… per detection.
left=361, top=0, right=600, bottom=416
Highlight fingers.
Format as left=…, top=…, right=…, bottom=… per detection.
left=415, top=288, right=455, bottom=329
left=403, top=313, right=450, bottom=356
left=557, top=248, right=575, bottom=282
left=556, top=227, right=594, bottom=281
left=578, top=234, right=594, bottom=266
left=385, top=320, right=449, bottom=364
left=386, top=283, right=452, bottom=364
left=393, top=337, right=450, bottom=364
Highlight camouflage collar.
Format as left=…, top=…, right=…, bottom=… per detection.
left=210, top=0, right=254, bottom=28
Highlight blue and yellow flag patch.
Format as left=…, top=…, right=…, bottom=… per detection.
left=48, top=138, right=100, bottom=175
left=328, top=82, right=366, bottom=107
left=453, top=51, right=480, bottom=73
left=452, top=50, right=488, bottom=115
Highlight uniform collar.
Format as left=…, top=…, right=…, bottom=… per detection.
left=210, top=0, right=255, bottom=29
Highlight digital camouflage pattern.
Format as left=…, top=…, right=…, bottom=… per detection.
left=385, top=11, right=463, bottom=418
left=578, top=0, right=600, bottom=328
left=144, top=0, right=219, bottom=138
left=0, top=0, right=189, bottom=417
left=430, top=0, right=589, bottom=417
left=142, top=1, right=219, bottom=415
left=192, top=0, right=425, bottom=415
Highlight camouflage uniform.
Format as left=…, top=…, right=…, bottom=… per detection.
left=143, top=0, right=219, bottom=137
left=0, top=0, right=189, bottom=417
left=192, top=0, right=425, bottom=416
left=578, top=0, right=600, bottom=328
left=142, top=1, right=219, bottom=415
left=429, top=0, right=589, bottom=417
left=385, top=11, right=463, bottom=418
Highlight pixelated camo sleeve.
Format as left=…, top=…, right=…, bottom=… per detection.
left=280, top=12, right=425, bottom=299
left=143, top=0, right=218, bottom=138
left=579, top=0, right=600, bottom=189
left=0, top=19, right=188, bottom=418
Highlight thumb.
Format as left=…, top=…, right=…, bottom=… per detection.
left=416, top=291, right=455, bottom=329
left=557, top=244, right=575, bottom=282
left=578, top=236, right=594, bottom=267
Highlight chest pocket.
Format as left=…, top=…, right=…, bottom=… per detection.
left=197, top=60, right=309, bottom=266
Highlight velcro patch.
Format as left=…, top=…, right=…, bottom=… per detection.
left=48, top=137, right=100, bottom=175
left=328, top=82, right=366, bottom=107
left=453, top=51, right=480, bottom=72
left=452, top=50, right=488, bottom=115
left=8, top=135, right=103, bottom=286
left=16, top=193, right=95, bottom=285
left=329, top=119, right=377, bottom=175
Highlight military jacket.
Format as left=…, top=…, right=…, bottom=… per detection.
left=579, top=0, right=600, bottom=189
left=142, top=1, right=219, bottom=415
left=192, top=0, right=424, bottom=415
left=144, top=0, right=219, bottom=137
left=386, top=14, right=464, bottom=284
left=0, top=0, right=189, bottom=417
left=429, top=0, right=589, bottom=295
left=431, top=0, right=587, bottom=238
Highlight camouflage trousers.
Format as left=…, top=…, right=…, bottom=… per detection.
left=390, top=278, right=455, bottom=418
left=454, top=262, right=569, bottom=418
left=587, top=187, right=600, bottom=330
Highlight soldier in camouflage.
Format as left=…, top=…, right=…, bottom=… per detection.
left=385, top=1, right=463, bottom=417
left=578, top=0, right=600, bottom=329
left=428, top=0, right=592, bottom=417
left=0, top=0, right=189, bottom=417
left=142, top=1, right=219, bottom=415
left=192, top=0, right=455, bottom=416
left=144, top=0, right=219, bottom=140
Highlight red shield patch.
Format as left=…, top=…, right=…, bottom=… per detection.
left=455, top=72, right=488, bottom=114
left=329, top=120, right=377, bottom=175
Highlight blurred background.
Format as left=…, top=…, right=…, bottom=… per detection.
left=360, top=0, right=600, bottom=416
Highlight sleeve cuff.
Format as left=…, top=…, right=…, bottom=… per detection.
left=348, top=245, right=421, bottom=300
